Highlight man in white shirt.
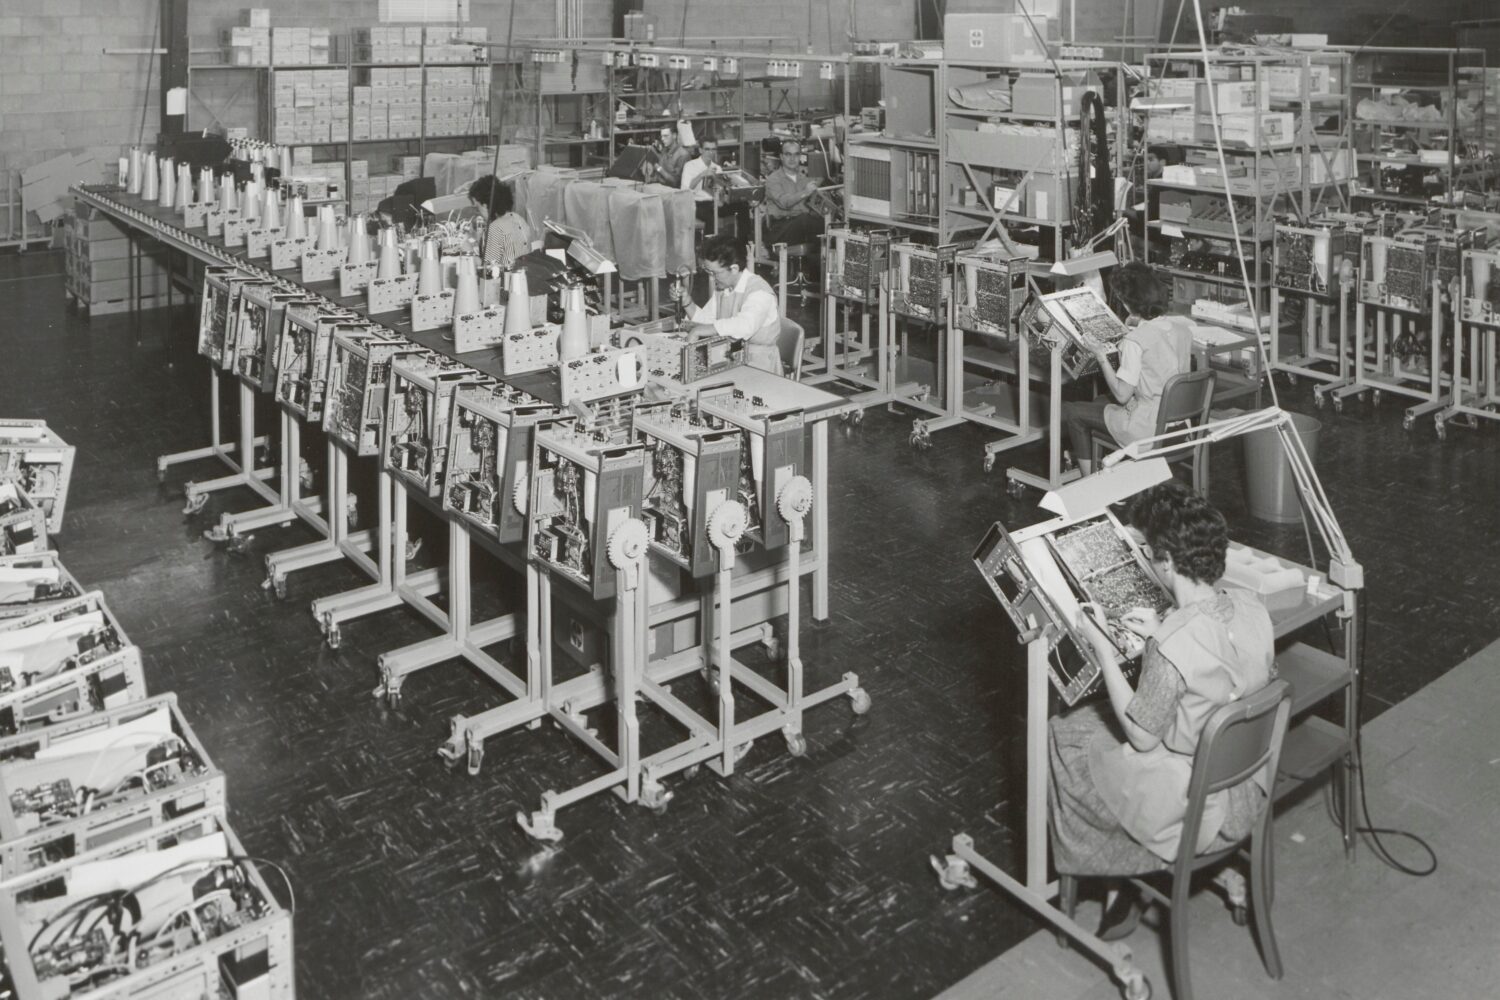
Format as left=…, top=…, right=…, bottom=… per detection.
left=680, top=139, right=721, bottom=230
left=670, top=235, right=784, bottom=375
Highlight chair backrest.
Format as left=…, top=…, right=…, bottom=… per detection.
left=777, top=318, right=805, bottom=380
left=1177, top=680, right=1291, bottom=863
left=1154, top=368, right=1217, bottom=438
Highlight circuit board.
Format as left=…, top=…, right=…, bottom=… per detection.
left=1384, top=244, right=1428, bottom=303
left=1045, top=515, right=1173, bottom=657
left=974, top=267, right=1013, bottom=328
left=1274, top=229, right=1319, bottom=292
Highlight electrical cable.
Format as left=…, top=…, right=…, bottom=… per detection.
left=1324, top=591, right=1439, bottom=877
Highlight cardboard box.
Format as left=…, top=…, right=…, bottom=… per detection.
left=943, top=13, right=1050, bottom=63
left=246, top=8, right=270, bottom=27
left=1214, top=81, right=1268, bottom=113
left=1011, top=71, right=1101, bottom=117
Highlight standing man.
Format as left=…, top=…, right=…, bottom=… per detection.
left=680, top=138, right=722, bottom=229
left=763, top=140, right=826, bottom=245
left=656, top=125, right=690, bottom=187
left=670, top=235, right=784, bottom=375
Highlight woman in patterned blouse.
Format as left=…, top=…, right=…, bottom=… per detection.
left=468, top=174, right=532, bottom=269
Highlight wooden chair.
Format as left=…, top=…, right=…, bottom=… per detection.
left=1092, top=368, right=1216, bottom=496
left=1060, top=679, right=1292, bottom=1000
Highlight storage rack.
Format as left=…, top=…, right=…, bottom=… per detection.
left=187, top=28, right=518, bottom=212
left=1141, top=49, right=1356, bottom=319
left=1334, top=45, right=1490, bottom=210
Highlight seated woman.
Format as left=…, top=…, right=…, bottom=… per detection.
left=1050, top=481, right=1276, bottom=938
left=1060, top=262, right=1193, bottom=474
left=468, top=174, right=531, bottom=270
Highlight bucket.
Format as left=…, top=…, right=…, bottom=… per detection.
left=1242, top=412, right=1321, bottom=523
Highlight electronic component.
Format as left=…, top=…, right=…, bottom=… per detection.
left=824, top=228, right=891, bottom=305
left=195, top=268, right=260, bottom=371
left=441, top=384, right=558, bottom=543
left=1460, top=248, right=1500, bottom=329
left=631, top=400, right=743, bottom=577
left=0, top=593, right=147, bottom=736
left=528, top=417, right=646, bottom=599
left=559, top=347, right=645, bottom=405
left=0, top=482, right=47, bottom=557
left=0, top=695, right=222, bottom=878
left=0, top=420, right=75, bottom=534
left=954, top=250, right=1029, bottom=336
left=324, top=328, right=413, bottom=457
left=694, top=386, right=806, bottom=551
left=233, top=285, right=311, bottom=394
left=0, top=553, right=82, bottom=619
left=1022, top=286, right=1128, bottom=380
left=1272, top=218, right=1364, bottom=298
left=1360, top=234, right=1433, bottom=312
left=889, top=242, right=957, bottom=323
left=383, top=352, right=486, bottom=497
left=618, top=321, right=744, bottom=383
left=502, top=323, right=562, bottom=376
left=3, top=809, right=293, bottom=999
left=272, top=305, right=359, bottom=423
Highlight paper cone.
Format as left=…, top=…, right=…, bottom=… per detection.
left=118, top=156, right=130, bottom=191
left=559, top=285, right=589, bottom=361
left=285, top=195, right=306, bottom=240
left=219, top=175, right=236, bottom=214
left=140, top=153, right=158, bottom=202
left=250, top=160, right=265, bottom=185
left=1472, top=255, right=1491, bottom=301
left=157, top=157, right=175, bottom=208
left=175, top=163, right=192, bottom=212
left=376, top=228, right=402, bottom=279
left=453, top=256, right=480, bottom=318
left=261, top=188, right=281, bottom=230
left=278, top=146, right=292, bottom=179
left=316, top=206, right=340, bottom=251
left=241, top=180, right=262, bottom=222
left=128, top=148, right=143, bottom=195
left=417, top=239, right=443, bottom=295
left=503, top=267, right=531, bottom=335
left=199, top=167, right=214, bottom=205
left=346, top=215, right=371, bottom=265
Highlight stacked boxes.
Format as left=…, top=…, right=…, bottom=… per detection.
left=424, top=26, right=489, bottom=63
left=425, top=66, right=491, bottom=137
left=360, top=26, right=425, bottom=63
left=223, top=8, right=271, bottom=65
left=63, top=205, right=169, bottom=312
left=272, top=68, right=349, bottom=145
left=362, top=68, right=425, bottom=140
left=349, top=173, right=406, bottom=215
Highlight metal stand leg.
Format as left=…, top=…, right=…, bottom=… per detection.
left=263, top=438, right=375, bottom=597
left=157, top=371, right=273, bottom=507
left=208, top=407, right=322, bottom=549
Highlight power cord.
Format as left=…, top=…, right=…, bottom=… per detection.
left=1321, top=590, right=1438, bottom=877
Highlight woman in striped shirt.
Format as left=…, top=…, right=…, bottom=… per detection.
left=468, top=174, right=531, bottom=269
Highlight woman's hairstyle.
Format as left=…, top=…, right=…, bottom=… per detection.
left=468, top=175, right=514, bottom=219
left=701, top=234, right=746, bottom=271
left=1111, top=261, right=1171, bottom=320
left=1126, top=480, right=1228, bottom=585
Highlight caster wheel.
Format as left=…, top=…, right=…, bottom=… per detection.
left=385, top=686, right=401, bottom=709
left=641, top=784, right=672, bottom=814
left=851, top=409, right=864, bottom=426
left=326, top=624, right=341, bottom=650
left=229, top=533, right=252, bottom=554
left=1333, top=397, right=1344, bottom=414
left=1123, top=977, right=1152, bottom=1000
left=436, top=736, right=463, bottom=764
left=527, top=718, right=542, bottom=730
left=1286, top=373, right=1298, bottom=386
left=1436, top=421, right=1447, bottom=441
left=182, top=491, right=208, bottom=516
left=517, top=810, right=564, bottom=843
left=466, top=742, right=483, bottom=777
left=1402, top=414, right=1414, bottom=431
left=1372, top=390, right=1382, bottom=407
left=930, top=854, right=977, bottom=891
left=274, top=577, right=287, bottom=600
left=703, top=669, right=721, bottom=698
left=1006, top=480, right=1024, bottom=498
left=785, top=732, right=807, bottom=757
left=733, top=742, right=753, bottom=763
left=850, top=688, right=872, bottom=715
left=1314, top=392, right=1325, bottom=409
left=404, top=538, right=423, bottom=562
left=982, top=454, right=996, bottom=473
left=1231, top=905, right=1248, bottom=927
left=684, top=764, right=701, bottom=780
left=156, top=466, right=167, bottom=484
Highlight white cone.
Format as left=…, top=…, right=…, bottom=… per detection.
left=128, top=148, right=143, bottom=195
left=286, top=195, right=307, bottom=240
left=175, top=163, right=192, bottom=212
left=278, top=146, right=292, bottom=180
left=141, top=153, right=158, bottom=202
left=376, top=228, right=401, bottom=279
left=503, top=267, right=531, bottom=335
left=198, top=167, right=214, bottom=205
left=559, top=284, right=589, bottom=360
left=118, top=156, right=130, bottom=191
left=157, top=157, right=175, bottom=208
left=241, top=179, right=262, bottom=222
left=220, top=175, right=237, bottom=214
left=316, top=206, right=340, bottom=251
left=261, top=187, right=281, bottom=230
left=453, top=256, right=480, bottom=319
left=417, top=239, right=442, bottom=295
left=347, top=215, right=372, bottom=265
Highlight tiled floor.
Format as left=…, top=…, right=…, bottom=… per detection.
left=936, top=635, right=1500, bottom=1000
left=4, top=249, right=1498, bottom=998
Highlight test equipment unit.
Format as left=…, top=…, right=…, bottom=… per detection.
left=442, top=384, right=557, bottom=544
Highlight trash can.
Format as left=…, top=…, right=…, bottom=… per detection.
left=1242, top=412, right=1321, bottom=523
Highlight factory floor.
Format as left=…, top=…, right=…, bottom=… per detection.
left=4, top=247, right=1499, bottom=1000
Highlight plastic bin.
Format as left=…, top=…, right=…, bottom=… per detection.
left=1242, top=412, right=1321, bottom=523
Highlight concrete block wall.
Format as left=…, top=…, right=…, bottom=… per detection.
left=642, top=0, right=914, bottom=52
left=0, top=0, right=595, bottom=233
